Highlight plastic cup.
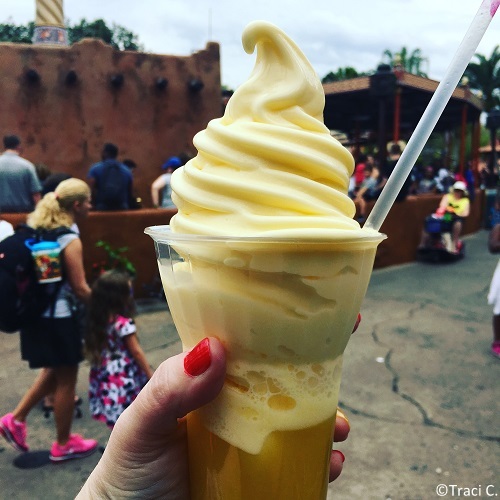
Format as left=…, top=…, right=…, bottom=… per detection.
left=145, top=225, right=385, bottom=499
left=25, top=240, right=63, bottom=283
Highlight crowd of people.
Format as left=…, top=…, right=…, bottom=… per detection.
left=348, top=143, right=478, bottom=221
left=0, top=134, right=189, bottom=216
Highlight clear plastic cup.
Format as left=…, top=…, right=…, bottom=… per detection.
left=145, top=225, right=385, bottom=499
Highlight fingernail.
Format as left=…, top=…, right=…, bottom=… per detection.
left=184, top=338, right=211, bottom=377
left=336, top=408, right=350, bottom=427
left=332, top=450, right=345, bottom=463
left=352, top=313, right=361, bottom=333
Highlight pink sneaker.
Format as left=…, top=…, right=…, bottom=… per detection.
left=491, top=341, right=500, bottom=359
left=0, top=413, right=28, bottom=452
left=49, top=434, right=98, bottom=462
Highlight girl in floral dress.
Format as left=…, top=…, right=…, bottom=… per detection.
left=85, top=271, right=153, bottom=428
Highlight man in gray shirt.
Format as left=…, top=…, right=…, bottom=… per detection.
left=0, top=135, right=42, bottom=212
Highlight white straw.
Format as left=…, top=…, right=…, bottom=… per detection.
left=364, top=0, right=499, bottom=231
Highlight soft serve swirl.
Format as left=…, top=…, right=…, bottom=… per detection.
left=170, top=21, right=368, bottom=238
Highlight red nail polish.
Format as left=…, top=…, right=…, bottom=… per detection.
left=184, top=338, right=211, bottom=376
left=352, top=313, right=361, bottom=333
left=333, top=450, right=345, bottom=463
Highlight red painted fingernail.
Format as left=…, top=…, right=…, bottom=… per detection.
left=184, top=338, right=211, bottom=376
left=336, top=409, right=350, bottom=427
left=333, top=450, right=345, bottom=463
left=352, top=313, right=361, bottom=333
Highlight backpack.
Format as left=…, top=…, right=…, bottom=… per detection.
left=0, top=225, right=74, bottom=333
left=100, top=161, right=128, bottom=209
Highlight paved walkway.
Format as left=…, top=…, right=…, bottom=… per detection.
left=0, top=230, right=498, bottom=499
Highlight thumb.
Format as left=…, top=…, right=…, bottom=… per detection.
left=110, top=337, right=226, bottom=453
left=79, top=338, right=226, bottom=499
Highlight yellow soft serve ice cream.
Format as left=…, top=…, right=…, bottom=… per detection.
left=170, top=21, right=376, bottom=240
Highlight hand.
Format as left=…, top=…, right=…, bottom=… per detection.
left=330, top=408, right=350, bottom=481
left=77, top=337, right=352, bottom=498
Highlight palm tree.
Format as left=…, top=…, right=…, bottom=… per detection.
left=382, top=47, right=428, bottom=77
left=465, top=45, right=500, bottom=112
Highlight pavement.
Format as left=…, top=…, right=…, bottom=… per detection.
left=0, top=230, right=499, bottom=499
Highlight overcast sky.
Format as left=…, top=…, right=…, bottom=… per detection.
left=5, top=0, right=500, bottom=89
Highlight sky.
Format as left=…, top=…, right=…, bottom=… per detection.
left=4, top=0, right=500, bottom=90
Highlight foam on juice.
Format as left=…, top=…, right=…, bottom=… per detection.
left=159, top=239, right=378, bottom=454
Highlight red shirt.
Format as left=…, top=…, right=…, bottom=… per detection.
left=354, top=163, right=366, bottom=186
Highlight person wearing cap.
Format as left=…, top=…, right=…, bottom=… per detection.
left=150, top=156, right=182, bottom=209
left=419, top=180, right=470, bottom=253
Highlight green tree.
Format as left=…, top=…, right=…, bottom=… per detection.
left=0, top=20, right=34, bottom=43
left=0, top=18, right=142, bottom=51
left=321, top=67, right=364, bottom=83
left=465, top=45, right=500, bottom=111
left=382, top=47, right=428, bottom=77
left=69, top=19, right=143, bottom=51
left=69, top=18, right=113, bottom=46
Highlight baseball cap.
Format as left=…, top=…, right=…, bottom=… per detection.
left=161, top=156, right=182, bottom=170
left=452, top=181, right=467, bottom=192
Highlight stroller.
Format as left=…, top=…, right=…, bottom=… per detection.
left=416, top=213, right=465, bottom=263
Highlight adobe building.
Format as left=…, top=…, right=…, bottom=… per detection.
left=0, top=38, right=221, bottom=206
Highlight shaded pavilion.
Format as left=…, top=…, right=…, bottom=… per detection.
left=322, top=70, right=484, bottom=174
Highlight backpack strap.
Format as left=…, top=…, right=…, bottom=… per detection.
left=15, top=223, right=38, bottom=238
left=15, top=224, right=76, bottom=243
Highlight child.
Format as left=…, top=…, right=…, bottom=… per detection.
left=85, top=271, right=154, bottom=428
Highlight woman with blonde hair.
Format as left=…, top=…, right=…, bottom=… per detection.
left=0, top=178, right=98, bottom=462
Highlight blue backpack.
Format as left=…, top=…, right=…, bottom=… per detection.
left=100, top=161, right=129, bottom=209
left=0, top=225, right=73, bottom=333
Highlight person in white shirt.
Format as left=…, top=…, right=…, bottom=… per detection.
left=0, top=217, right=14, bottom=241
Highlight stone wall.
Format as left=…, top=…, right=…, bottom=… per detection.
left=0, top=39, right=221, bottom=207
left=3, top=191, right=485, bottom=299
